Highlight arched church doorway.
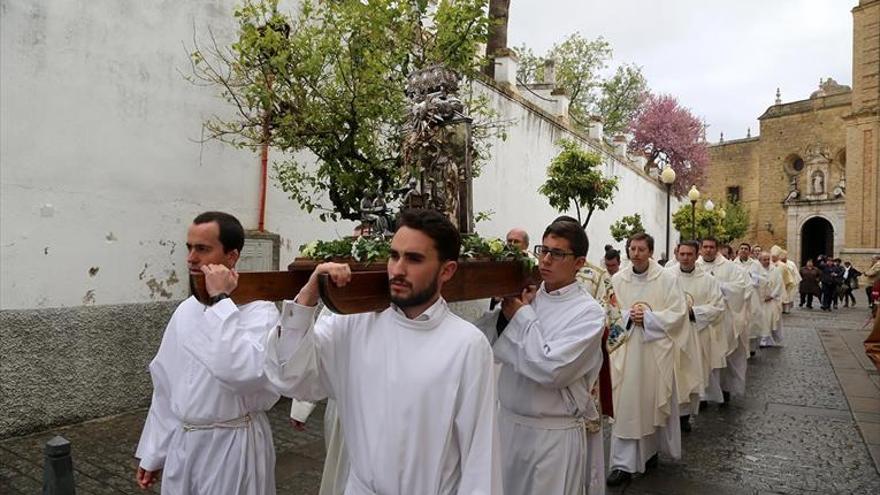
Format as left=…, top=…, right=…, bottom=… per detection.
left=801, top=217, right=833, bottom=265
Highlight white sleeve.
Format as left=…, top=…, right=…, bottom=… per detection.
left=493, top=303, right=604, bottom=389
left=265, top=300, right=332, bottom=402
left=692, top=279, right=726, bottom=332
left=179, top=299, right=278, bottom=395
left=136, top=323, right=178, bottom=472
left=454, top=338, right=503, bottom=495
left=641, top=275, right=688, bottom=343
left=641, top=311, right=668, bottom=342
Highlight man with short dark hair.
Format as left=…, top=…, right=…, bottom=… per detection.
left=605, top=248, right=621, bottom=277
left=135, top=211, right=283, bottom=493
left=735, top=243, right=764, bottom=356
left=482, top=219, right=606, bottom=495
left=697, top=237, right=751, bottom=406
left=607, top=233, right=688, bottom=486
left=667, top=241, right=723, bottom=432
left=266, top=209, right=501, bottom=494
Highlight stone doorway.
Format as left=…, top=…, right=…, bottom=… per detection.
left=800, top=216, right=834, bottom=265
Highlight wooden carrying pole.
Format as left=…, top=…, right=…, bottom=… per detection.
left=191, top=260, right=538, bottom=315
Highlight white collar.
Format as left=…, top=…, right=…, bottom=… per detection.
left=542, top=280, right=580, bottom=297
left=391, top=296, right=446, bottom=322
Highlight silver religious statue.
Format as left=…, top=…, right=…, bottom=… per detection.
left=401, top=64, right=474, bottom=232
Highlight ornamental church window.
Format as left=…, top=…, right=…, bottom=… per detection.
left=784, top=154, right=805, bottom=175
left=727, top=186, right=741, bottom=202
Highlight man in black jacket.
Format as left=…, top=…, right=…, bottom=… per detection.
left=819, top=258, right=838, bottom=311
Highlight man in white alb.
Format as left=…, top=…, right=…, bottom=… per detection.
left=734, top=243, right=765, bottom=357
left=481, top=219, right=606, bottom=495
left=757, top=252, right=785, bottom=347
left=697, top=237, right=751, bottom=406
left=607, top=233, right=688, bottom=486
left=669, top=240, right=725, bottom=431
left=135, top=211, right=283, bottom=494
left=265, top=209, right=501, bottom=495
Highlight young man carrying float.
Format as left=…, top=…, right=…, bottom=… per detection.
left=478, top=218, right=607, bottom=495
left=135, top=212, right=285, bottom=493
left=265, top=209, right=501, bottom=495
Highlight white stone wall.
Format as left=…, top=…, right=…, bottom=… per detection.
left=471, top=84, right=682, bottom=261
left=1, top=0, right=680, bottom=311
left=0, top=0, right=350, bottom=310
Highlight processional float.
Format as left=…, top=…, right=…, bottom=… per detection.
left=192, top=65, right=538, bottom=313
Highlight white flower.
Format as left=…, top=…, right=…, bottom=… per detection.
left=300, top=240, right=318, bottom=258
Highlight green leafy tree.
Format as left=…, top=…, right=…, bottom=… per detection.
left=672, top=200, right=749, bottom=243
left=539, top=139, right=619, bottom=229
left=515, top=34, right=646, bottom=135
left=598, top=64, right=648, bottom=136
left=189, top=0, right=502, bottom=221
left=719, top=201, right=749, bottom=244
left=610, top=213, right=645, bottom=242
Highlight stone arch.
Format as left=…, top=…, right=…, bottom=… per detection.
left=784, top=153, right=805, bottom=175
left=799, top=216, right=834, bottom=265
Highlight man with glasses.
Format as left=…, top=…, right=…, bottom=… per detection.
left=480, top=219, right=606, bottom=495
left=607, top=233, right=688, bottom=486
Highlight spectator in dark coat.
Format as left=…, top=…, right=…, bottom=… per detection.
left=819, top=259, right=838, bottom=311
left=799, top=259, right=821, bottom=309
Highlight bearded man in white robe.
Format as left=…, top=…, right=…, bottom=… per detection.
left=606, top=233, right=688, bottom=486
left=696, top=238, right=751, bottom=405
left=135, top=212, right=284, bottom=494
left=480, top=219, right=606, bottom=495
left=264, top=209, right=501, bottom=495
left=668, top=240, right=724, bottom=432
left=758, top=252, right=785, bottom=347
left=734, top=243, right=766, bottom=356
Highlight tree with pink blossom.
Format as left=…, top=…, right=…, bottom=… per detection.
left=628, top=93, right=709, bottom=196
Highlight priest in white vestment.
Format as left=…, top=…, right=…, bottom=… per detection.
left=696, top=238, right=751, bottom=404
left=607, top=233, right=688, bottom=486
left=781, top=251, right=801, bottom=313
left=480, top=220, right=606, bottom=495
left=136, top=212, right=284, bottom=494
left=265, top=210, right=502, bottom=495
left=668, top=241, right=724, bottom=431
left=734, top=244, right=766, bottom=356
left=758, top=252, right=785, bottom=347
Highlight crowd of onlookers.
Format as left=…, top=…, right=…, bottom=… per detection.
left=798, top=254, right=880, bottom=312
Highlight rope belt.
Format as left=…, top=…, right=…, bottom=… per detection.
left=500, top=407, right=585, bottom=430
left=183, top=413, right=252, bottom=432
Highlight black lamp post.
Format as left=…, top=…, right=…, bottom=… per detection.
left=660, top=167, right=677, bottom=259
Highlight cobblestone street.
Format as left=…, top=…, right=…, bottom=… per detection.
left=2, top=301, right=879, bottom=494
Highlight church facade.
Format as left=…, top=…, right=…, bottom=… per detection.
left=704, top=0, right=879, bottom=269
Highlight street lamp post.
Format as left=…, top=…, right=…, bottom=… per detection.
left=705, top=199, right=715, bottom=237
left=688, top=185, right=701, bottom=240
left=660, top=167, right=677, bottom=260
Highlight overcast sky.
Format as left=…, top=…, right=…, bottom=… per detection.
left=507, top=0, right=854, bottom=141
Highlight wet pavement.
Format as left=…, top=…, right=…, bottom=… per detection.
left=2, top=300, right=879, bottom=494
